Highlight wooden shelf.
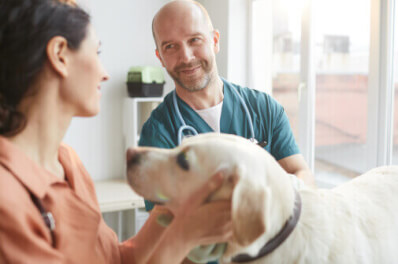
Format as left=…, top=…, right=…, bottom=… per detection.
left=94, top=179, right=145, bottom=213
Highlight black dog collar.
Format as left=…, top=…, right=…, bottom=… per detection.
left=232, top=190, right=302, bottom=263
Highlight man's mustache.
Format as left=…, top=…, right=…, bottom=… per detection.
left=175, top=61, right=202, bottom=72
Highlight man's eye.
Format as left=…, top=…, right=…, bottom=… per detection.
left=177, top=152, right=189, bottom=171
left=164, top=44, right=174, bottom=50
left=190, top=37, right=200, bottom=43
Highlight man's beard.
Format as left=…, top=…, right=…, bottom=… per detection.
left=168, top=59, right=213, bottom=92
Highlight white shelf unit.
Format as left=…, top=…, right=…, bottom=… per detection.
left=94, top=97, right=163, bottom=240
left=95, top=179, right=144, bottom=213
left=94, top=179, right=145, bottom=239
left=112, top=96, right=163, bottom=238
left=123, top=97, right=164, bottom=148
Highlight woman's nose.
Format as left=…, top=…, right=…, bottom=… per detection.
left=102, top=68, right=110, bottom=82
left=100, top=62, right=110, bottom=82
left=102, top=73, right=110, bottom=82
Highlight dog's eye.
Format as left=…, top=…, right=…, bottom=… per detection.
left=177, top=151, right=190, bottom=171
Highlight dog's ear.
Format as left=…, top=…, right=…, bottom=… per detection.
left=231, top=169, right=271, bottom=246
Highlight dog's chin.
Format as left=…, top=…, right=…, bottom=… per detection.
left=147, top=200, right=166, bottom=206
left=129, top=187, right=167, bottom=206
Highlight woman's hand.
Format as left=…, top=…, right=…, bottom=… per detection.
left=167, top=172, right=233, bottom=248
left=144, top=173, right=232, bottom=264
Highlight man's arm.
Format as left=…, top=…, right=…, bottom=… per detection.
left=278, top=154, right=315, bottom=186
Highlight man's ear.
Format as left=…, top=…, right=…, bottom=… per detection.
left=232, top=175, right=270, bottom=246
left=212, top=30, right=220, bottom=54
left=46, top=36, right=69, bottom=78
left=155, top=49, right=165, bottom=67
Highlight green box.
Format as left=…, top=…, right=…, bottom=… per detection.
left=127, top=66, right=165, bottom=97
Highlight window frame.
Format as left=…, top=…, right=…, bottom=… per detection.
left=248, top=0, right=397, bottom=173
left=367, top=0, right=395, bottom=167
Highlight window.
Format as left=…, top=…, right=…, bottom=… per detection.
left=250, top=0, right=395, bottom=187
left=251, top=0, right=303, bottom=139
left=313, top=0, right=371, bottom=184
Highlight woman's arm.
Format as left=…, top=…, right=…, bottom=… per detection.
left=120, top=173, right=232, bottom=263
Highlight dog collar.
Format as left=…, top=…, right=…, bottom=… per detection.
left=231, top=190, right=302, bottom=263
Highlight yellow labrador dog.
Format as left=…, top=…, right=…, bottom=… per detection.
left=126, top=133, right=398, bottom=264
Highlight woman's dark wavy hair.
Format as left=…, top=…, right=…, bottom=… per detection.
left=0, top=0, right=90, bottom=136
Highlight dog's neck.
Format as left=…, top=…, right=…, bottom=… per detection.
left=232, top=189, right=302, bottom=262
left=223, top=156, right=298, bottom=261
left=257, top=173, right=297, bottom=248
left=265, top=158, right=298, bottom=240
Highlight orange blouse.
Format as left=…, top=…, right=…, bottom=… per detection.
left=0, top=137, right=136, bottom=263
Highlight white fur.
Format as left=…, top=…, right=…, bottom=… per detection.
left=127, top=133, right=398, bottom=264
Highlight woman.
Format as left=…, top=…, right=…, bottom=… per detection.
left=0, top=0, right=232, bottom=263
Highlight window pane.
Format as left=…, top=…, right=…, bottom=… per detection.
left=251, top=0, right=375, bottom=187
left=393, top=1, right=398, bottom=165
left=314, top=0, right=371, bottom=186
left=265, top=0, right=303, bottom=139
left=394, top=83, right=398, bottom=164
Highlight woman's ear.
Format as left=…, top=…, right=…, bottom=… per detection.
left=46, top=36, right=69, bottom=78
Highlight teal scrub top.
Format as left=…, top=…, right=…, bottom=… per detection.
left=138, top=78, right=299, bottom=264
left=139, top=78, right=299, bottom=212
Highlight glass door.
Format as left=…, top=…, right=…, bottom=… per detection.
left=250, top=0, right=307, bottom=155
left=250, top=0, right=316, bottom=170
left=312, top=0, right=372, bottom=186
left=251, top=0, right=379, bottom=187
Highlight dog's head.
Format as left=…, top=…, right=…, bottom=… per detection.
left=126, top=133, right=291, bottom=258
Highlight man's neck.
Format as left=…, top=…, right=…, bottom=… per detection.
left=176, top=76, right=224, bottom=110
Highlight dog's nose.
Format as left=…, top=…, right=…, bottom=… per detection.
left=126, top=148, right=141, bottom=166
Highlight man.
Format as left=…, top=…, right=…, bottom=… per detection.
left=140, top=0, right=314, bottom=186
left=139, top=1, right=314, bottom=262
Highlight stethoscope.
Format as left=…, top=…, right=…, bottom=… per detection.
left=173, top=85, right=266, bottom=147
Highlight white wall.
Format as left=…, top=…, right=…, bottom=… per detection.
left=200, top=0, right=250, bottom=85
left=64, top=0, right=173, bottom=181
left=199, top=0, right=229, bottom=78
left=226, top=0, right=250, bottom=85
left=64, top=0, right=250, bottom=181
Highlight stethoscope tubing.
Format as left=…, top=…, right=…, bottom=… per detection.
left=173, top=86, right=256, bottom=145
left=229, top=85, right=256, bottom=142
